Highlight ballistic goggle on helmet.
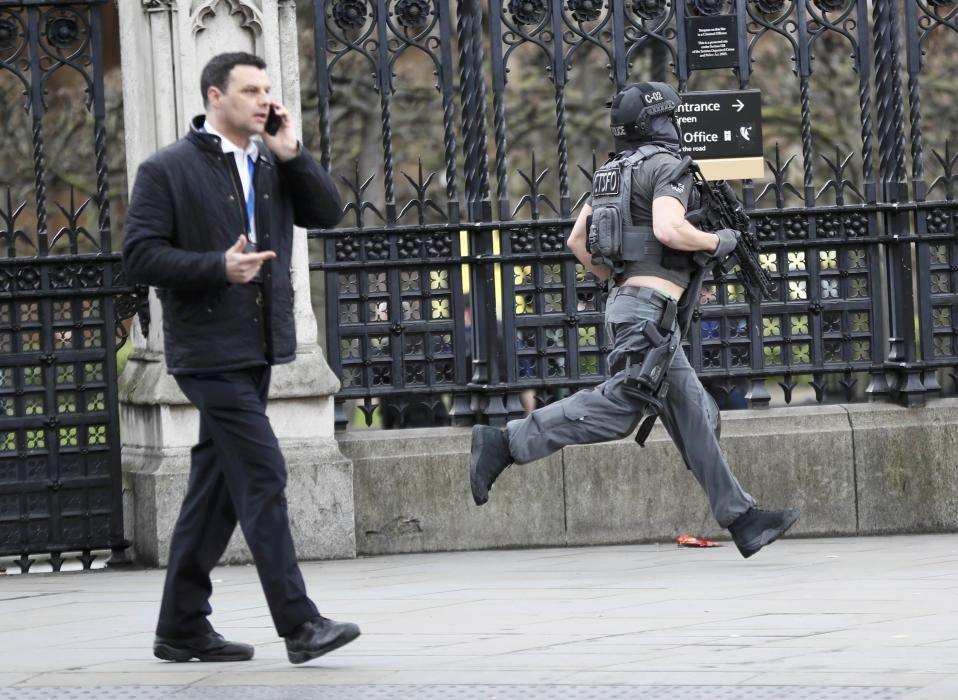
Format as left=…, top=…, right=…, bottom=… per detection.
left=609, top=82, right=682, bottom=140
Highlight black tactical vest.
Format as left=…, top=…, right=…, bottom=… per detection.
left=588, top=145, right=695, bottom=288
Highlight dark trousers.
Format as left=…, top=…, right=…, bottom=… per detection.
left=156, top=366, right=318, bottom=639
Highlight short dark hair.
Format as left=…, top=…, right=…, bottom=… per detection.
left=200, top=52, right=267, bottom=107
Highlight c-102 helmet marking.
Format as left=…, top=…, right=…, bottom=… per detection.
left=609, top=81, right=682, bottom=141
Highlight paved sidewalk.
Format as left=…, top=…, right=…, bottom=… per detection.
left=2, top=534, right=958, bottom=699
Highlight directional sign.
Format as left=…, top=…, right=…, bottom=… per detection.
left=677, top=89, right=764, bottom=180
left=687, top=15, right=739, bottom=71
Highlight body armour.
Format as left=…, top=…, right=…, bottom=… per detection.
left=587, top=145, right=695, bottom=288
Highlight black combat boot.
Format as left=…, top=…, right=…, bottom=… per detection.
left=728, top=507, right=800, bottom=559
left=469, top=425, right=513, bottom=506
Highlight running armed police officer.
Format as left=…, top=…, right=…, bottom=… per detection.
left=468, top=82, right=799, bottom=558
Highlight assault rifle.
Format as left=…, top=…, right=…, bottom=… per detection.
left=678, top=157, right=772, bottom=301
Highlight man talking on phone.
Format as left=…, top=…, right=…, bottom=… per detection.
left=123, top=52, right=359, bottom=665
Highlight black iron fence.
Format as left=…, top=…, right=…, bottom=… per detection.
left=308, top=0, right=958, bottom=428
left=1, top=0, right=955, bottom=564
left=0, top=0, right=138, bottom=571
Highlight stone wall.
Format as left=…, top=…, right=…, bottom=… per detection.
left=339, top=398, right=958, bottom=556
left=126, top=397, right=958, bottom=564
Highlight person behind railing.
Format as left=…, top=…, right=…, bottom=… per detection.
left=468, top=81, right=800, bottom=559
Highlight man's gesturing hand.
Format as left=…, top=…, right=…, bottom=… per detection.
left=225, top=235, right=276, bottom=283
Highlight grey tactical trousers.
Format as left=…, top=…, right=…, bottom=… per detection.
left=505, top=285, right=756, bottom=527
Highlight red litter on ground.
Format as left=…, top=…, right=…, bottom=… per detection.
left=677, top=534, right=721, bottom=548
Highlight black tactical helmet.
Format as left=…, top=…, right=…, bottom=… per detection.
left=609, top=82, right=682, bottom=141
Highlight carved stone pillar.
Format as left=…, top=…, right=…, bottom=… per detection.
left=117, top=0, right=355, bottom=566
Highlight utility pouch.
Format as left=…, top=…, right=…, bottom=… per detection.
left=587, top=205, right=623, bottom=270
left=589, top=157, right=631, bottom=274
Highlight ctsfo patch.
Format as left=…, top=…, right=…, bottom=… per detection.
left=593, top=168, right=620, bottom=197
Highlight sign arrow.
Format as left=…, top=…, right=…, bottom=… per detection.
left=678, top=89, right=763, bottom=163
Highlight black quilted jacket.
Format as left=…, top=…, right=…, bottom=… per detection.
left=122, top=115, right=342, bottom=374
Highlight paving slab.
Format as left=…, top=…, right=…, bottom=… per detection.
left=2, top=534, right=958, bottom=699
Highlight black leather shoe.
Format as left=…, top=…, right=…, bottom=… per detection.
left=285, top=616, right=361, bottom=664
left=469, top=425, right=513, bottom=506
left=728, top=507, right=800, bottom=559
left=153, top=631, right=254, bottom=662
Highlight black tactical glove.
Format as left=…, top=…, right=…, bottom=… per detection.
left=712, top=228, right=740, bottom=261
left=692, top=228, right=742, bottom=269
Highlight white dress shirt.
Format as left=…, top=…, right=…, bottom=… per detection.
left=203, top=121, right=260, bottom=244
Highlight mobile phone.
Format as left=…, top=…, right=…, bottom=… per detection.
left=265, top=106, right=282, bottom=136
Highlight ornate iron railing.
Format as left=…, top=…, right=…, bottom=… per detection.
left=0, top=0, right=139, bottom=572
left=309, top=0, right=958, bottom=427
